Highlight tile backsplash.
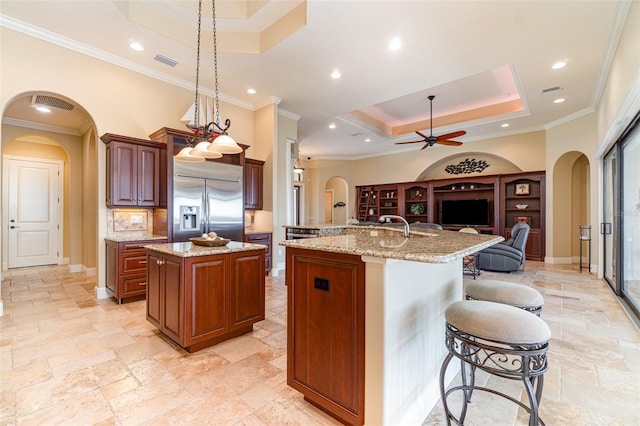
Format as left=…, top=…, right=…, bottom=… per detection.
left=107, top=209, right=152, bottom=235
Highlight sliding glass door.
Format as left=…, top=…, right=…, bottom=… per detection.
left=603, top=147, right=618, bottom=290
left=621, top=123, right=640, bottom=314
left=605, top=111, right=640, bottom=319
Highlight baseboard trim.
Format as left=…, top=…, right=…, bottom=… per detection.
left=545, top=256, right=573, bottom=264
left=95, top=286, right=110, bottom=300
left=69, top=264, right=83, bottom=273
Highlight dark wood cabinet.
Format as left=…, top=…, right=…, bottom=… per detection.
left=402, top=183, right=430, bottom=223
left=243, top=232, right=272, bottom=274
left=500, top=172, right=545, bottom=261
left=244, top=158, right=264, bottom=210
left=146, top=248, right=265, bottom=353
left=105, top=238, right=166, bottom=303
left=230, top=250, right=265, bottom=330
left=102, top=134, right=163, bottom=208
left=355, top=184, right=399, bottom=222
left=286, top=247, right=365, bottom=426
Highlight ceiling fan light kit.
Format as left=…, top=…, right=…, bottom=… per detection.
left=396, top=95, right=466, bottom=151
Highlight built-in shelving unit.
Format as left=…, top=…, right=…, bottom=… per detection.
left=355, top=171, right=546, bottom=260
left=500, top=172, right=545, bottom=261
left=403, top=183, right=429, bottom=224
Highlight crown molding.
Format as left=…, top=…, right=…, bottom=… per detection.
left=2, top=117, right=82, bottom=136
left=278, top=108, right=301, bottom=121
left=0, top=14, right=254, bottom=111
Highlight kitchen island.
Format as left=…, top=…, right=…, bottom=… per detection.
left=144, top=241, right=266, bottom=353
left=280, top=226, right=503, bottom=426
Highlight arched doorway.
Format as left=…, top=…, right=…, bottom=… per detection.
left=551, top=151, right=590, bottom=266
left=1, top=91, right=98, bottom=273
left=325, top=176, right=348, bottom=225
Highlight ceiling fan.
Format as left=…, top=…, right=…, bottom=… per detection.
left=395, top=95, right=466, bottom=151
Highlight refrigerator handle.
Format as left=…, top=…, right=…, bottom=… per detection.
left=202, top=190, right=208, bottom=234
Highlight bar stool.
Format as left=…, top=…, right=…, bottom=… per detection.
left=439, top=300, right=550, bottom=426
left=465, top=279, right=544, bottom=316
left=459, top=227, right=480, bottom=279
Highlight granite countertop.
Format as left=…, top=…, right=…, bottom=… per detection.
left=279, top=226, right=503, bottom=264
left=145, top=241, right=267, bottom=258
left=105, top=234, right=168, bottom=243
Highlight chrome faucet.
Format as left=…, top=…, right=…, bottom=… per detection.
left=379, top=215, right=410, bottom=238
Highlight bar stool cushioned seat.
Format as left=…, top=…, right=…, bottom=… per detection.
left=466, top=279, right=544, bottom=315
left=440, top=300, right=551, bottom=426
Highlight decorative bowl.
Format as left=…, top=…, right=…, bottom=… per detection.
left=515, top=204, right=528, bottom=210
left=189, top=237, right=231, bottom=247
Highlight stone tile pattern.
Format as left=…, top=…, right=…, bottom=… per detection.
left=1, top=262, right=639, bottom=425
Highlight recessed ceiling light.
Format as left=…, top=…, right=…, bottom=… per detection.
left=247, top=88, right=256, bottom=94
left=129, top=41, right=144, bottom=51
left=329, top=123, right=336, bottom=129
left=553, top=98, right=566, bottom=103
left=389, top=37, right=402, bottom=51
left=35, top=105, right=51, bottom=113
left=331, top=70, right=342, bottom=79
left=501, top=123, right=510, bottom=128
left=364, top=138, right=372, bottom=142
left=552, top=61, right=567, bottom=70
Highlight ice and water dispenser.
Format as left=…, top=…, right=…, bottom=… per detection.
left=180, top=206, right=200, bottom=231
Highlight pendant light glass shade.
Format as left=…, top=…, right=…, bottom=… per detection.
left=209, top=134, right=243, bottom=154
left=191, top=140, right=222, bottom=158
left=175, top=146, right=205, bottom=162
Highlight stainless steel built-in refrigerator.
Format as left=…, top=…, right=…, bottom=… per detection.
left=173, top=160, right=243, bottom=242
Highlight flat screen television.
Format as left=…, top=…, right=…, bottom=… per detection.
left=440, top=199, right=490, bottom=227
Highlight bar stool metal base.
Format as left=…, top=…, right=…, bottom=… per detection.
left=439, top=322, right=549, bottom=426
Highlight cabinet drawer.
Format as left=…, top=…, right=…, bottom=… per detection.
left=120, top=274, right=147, bottom=297
left=119, top=252, right=148, bottom=274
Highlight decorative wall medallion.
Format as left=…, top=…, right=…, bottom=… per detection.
left=444, top=158, right=490, bottom=175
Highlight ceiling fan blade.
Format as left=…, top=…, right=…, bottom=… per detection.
left=395, top=140, right=425, bottom=145
left=415, top=130, right=429, bottom=139
left=437, top=139, right=463, bottom=146
left=420, top=143, right=430, bottom=151
left=436, top=130, right=466, bottom=140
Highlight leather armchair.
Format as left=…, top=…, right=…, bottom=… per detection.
left=476, top=222, right=530, bottom=272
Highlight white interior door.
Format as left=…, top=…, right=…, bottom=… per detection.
left=6, top=157, right=62, bottom=268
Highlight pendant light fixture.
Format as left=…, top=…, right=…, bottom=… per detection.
left=293, top=158, right=304, bottom=173
left=175, top=0, right=242, bottom=162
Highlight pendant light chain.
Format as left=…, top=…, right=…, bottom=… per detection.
left=212, top=0, right=221, bottom=129
left=193, top=0, right=203, bottom=129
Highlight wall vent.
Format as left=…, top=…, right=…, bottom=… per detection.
left=541, top=86, right=562, bottom=95
left=154, top=54, right=178, bottom=67
left=31, top=95, right=75, bottom=111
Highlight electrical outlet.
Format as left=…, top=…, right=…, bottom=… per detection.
left=278, top=248, right=283, bottom=256
left=370, top=230, right=379, bottom=236
left=131, top=215, right=143, bottom=224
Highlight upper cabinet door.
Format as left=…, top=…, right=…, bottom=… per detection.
left=137, top=145, right=160, bottom=207
left=108, top=141, right=138, bottom=206
left=244, top=158, right=264, bottom=210
left=103, top=135, right=162, bottom=208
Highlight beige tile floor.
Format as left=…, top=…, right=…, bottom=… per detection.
left=1, top=262, right=639, bottom=425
